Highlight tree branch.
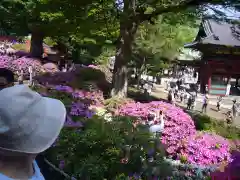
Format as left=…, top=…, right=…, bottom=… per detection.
left=138, top=0, right=227, bottom=22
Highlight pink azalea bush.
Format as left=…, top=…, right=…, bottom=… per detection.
left=118, top=101, right=232, bottom=166
left=0, top=55, right=14, bottom=68
left=53, top=85, right=104, bottom=119
left=179, top=132, right=232, bottom=166
left=11, top=57, right=43, bottom=75
left=118, top=101, right=196, bottom=156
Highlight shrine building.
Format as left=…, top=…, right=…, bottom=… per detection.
left=185, top=19, right=240, bottom=96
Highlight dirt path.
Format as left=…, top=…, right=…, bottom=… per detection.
left=151, top=88, right=240, bottom=128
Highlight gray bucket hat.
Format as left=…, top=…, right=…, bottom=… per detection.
left=0, top=85, right=66, bottom=154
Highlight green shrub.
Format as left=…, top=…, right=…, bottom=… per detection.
left=45, top=116, right=173, bottom=179
left=192, top=113, right=240, bottom=140
left=70, top=68, right=111, bottom=95
left=75, top=68, right=106, bottom=82
left=104, top=98, right=134, bottom=113
left=12, top=43, right=28, bottom=51
left=192, top=114, right=212, bottom=131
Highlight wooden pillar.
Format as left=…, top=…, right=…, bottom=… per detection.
left=200, top=61, right=205, bottom=93
left=207, top=75, right=211, bottom=93
left=205, top=61, right=211, bottom=94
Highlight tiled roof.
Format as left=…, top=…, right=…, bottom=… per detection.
left=185, top=19, right=240, bottom=47
left=200, top=19, right=240, bottom=46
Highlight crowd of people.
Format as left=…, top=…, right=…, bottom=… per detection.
left=166, top=83, right=239, bottom=124
left=0, top=41, right=16, bottom=56
left=167, top=87, right=197, bottom=110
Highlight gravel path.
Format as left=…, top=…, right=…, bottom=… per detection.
left=151, top=86, right=240, bottom=128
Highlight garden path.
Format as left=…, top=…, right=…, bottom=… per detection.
left=151, top=85, right=240, bottom=128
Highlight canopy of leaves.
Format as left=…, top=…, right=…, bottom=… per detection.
left=131, top=13, right=198, bottom=75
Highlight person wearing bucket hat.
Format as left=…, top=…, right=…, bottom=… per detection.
left=0, top=85, right=66, bottom=179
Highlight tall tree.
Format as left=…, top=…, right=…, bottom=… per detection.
left=110, top=0, right=238, bottom=98
left=0, top=0, right=106, bottom=58
left=132, top=15, right=198, bottom=86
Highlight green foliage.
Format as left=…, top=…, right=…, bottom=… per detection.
left=69, top=67, right=111, bottom=94
left=192, top=113, right=240, bottom=140
left=43, top=37, right=57, bottom=46
left=75, top=68, right=106, bottom=82
left=104, top=97, right=134, bottom=112
left=12, top=43, right=28, bottom=51
left=46, top=116, right=172, bottom=179
left=94, top=46, right=115, bottom=65
left=132, top=14, right=198, bottom=76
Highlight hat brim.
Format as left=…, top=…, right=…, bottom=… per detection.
left=0, top=97, right=66, bottom=154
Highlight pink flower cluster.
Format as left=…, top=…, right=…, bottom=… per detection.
left=0, top=55, right=14, bottom=68
left=179, top=132, right=231, bottom=166
left=10, top=57, right=43, bottom=75
left=53, top=85, right=104, bottom=119
left=118, top=101, right=232, bottom=166
left=88, top=64, right=99, bottom=69
left=118, top=101, right=196, bottom=154
left=72, top=89, right=104, bottom=106
left=54, top=85, right=104, bottom=106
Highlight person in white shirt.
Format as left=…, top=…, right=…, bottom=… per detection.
left=148, top=110, right=165, bottom=137
left=143, top=82, right=152, bottom=100
left=226, top=83, right=231, bottom=96
left=202, top=94, right=209, bottom=113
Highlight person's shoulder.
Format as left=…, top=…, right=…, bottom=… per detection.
left=0, top=173, right=12, bottom=179
left=32, top=161, right=45, bottom=180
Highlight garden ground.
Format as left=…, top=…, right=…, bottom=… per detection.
left=150, top=85, right=240, bottom=128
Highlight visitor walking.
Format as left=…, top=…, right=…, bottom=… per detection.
left=202, top=94, right=209, bottom=113
left=187, top=95, right=192, bottom=110
left=167, top=90, right=172, bottom=103
left=0, top=85, right=66, bottom=180
left=174, top=86, right=178, bottom=99
left=216, top=96, right=222, bottom=112
left=143, top=82, right=152, bottom=100
left=183, top=90, right=188, bottom=104
left=226, top=111, right=233, bottom=124
left=168, top=89, right=175, bottom=105
left=232, top=99, right=238, bottom=119
left=180, top=90, right=184, bottom=103
left=191, top=95, right=196, bottom=110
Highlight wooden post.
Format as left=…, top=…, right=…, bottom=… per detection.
left=206, top=62, right=211, bottom=94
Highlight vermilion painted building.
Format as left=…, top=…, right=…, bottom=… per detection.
left=185, top=19, right=240, bottom=96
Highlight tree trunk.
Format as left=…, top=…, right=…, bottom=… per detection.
left=137, top=57, right=146, bottom=88
left=110, top=38, right=130, bottom=98
left=111, top=0, right=138, bottom=98
left=30, top=32, right=44, bottom=58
